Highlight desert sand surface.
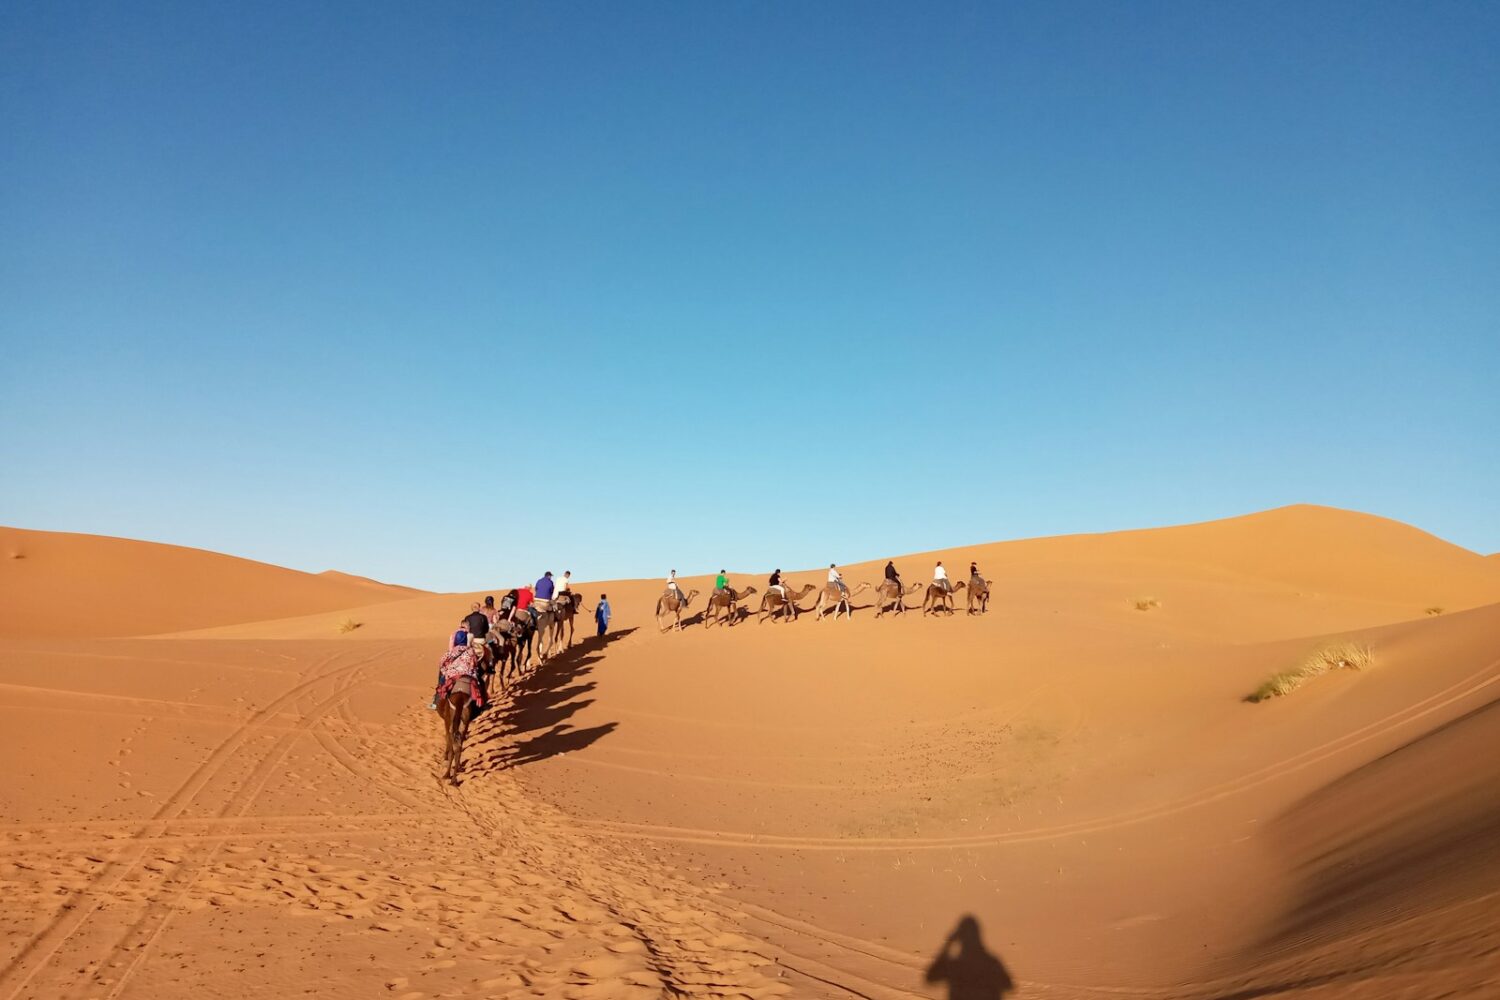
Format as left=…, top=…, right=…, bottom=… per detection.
left=3, top=505, right=1499, bottom=1000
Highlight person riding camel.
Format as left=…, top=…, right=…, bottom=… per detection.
left=885, top=560, right=901, bottom=589
left=715, top=569, right=729, bottom=594
left=481, top=595, right=504, bottom=661
left=768, top=568, right=787, bottom=602
left=515, top=583, right=536, bottom=625
left=534, top=571, right=556, bottom=613
left=829, top=563, right=848, bottom=598
left=463, top=603, right=491, bottom=642
left=969, top=561, right=985, bottom=589
left=557, top=571, right=573, bottom=604
left=432, top=640, right=486, bottom=714
left=433, top=614, right=483, bottom=710
left=934, top=561, right=952, bottom=594
left=667, top=569, right=684, bottom=603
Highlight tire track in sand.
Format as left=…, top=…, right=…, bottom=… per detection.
left=0, top=648, right=378, bottom=1000
left=79, top=663, right=381, bottom=1000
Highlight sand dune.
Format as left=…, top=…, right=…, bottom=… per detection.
left=2, top=505, right=1498, bottom=999
left=166, top=503, right=1500, bottom=644
left=0, top=527, right=425, bottom=639
left=317, top=569, right=422, bottom=595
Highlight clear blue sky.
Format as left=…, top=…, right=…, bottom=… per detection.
left=3, top=1, right=1497, bottom=590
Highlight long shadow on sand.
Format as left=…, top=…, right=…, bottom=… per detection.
left=462, top=628, right=634, bottom=776
left=925, top=916, right=1014, bottom=1000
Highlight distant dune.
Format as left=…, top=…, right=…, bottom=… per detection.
left=0, top=526, right=423, bottom=639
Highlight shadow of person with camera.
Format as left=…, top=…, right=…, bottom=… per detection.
left=925, top=915, right=1014, bottom=999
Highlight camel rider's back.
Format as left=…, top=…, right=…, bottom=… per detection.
left=463, top=609, right=490, bottom=640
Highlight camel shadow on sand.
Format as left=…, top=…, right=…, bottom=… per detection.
left=460, top=628, right=634, bottom=778
left=925, top=915, right=1014, bottom=1000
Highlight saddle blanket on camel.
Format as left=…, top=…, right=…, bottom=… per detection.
left=437, top=645, right=487, bottom=709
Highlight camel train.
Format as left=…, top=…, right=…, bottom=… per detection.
left=439, top=568, right=991, bottom=782
left=435, top=590, right=588, bottom=784
left=655, top=571, right=991, bottom=630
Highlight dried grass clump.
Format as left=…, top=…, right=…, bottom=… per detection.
left=1132, top=597, right=1160, bottom=612
left=1248, top=642, right=1372, bottom=703
left=338, top=618, right=362, bottom=634
left=1425, top=606, right=1444, bottom=616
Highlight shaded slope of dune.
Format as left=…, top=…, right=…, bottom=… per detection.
left=0, top=526, right=424, bottom=638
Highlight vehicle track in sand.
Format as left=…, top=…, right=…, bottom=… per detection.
left=82, top=662, right=384, bottom=1000
left=0, top=647, right=384, bottom=1000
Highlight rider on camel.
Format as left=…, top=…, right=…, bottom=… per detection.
left=768, top=568, right=786, bottom=603
left=534, top=571, right=556, bottom=612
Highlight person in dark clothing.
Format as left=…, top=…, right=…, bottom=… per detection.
left=768, top=569, right=786, bottom=602
left=885, top=561, right=901, bottom=586
left=462, top=605, right=490, bottom=641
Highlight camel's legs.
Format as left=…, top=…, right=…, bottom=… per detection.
left=445, top=693, right=471, bottom=784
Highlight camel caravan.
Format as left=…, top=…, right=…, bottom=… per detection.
left=432, top=571, right=596, bottom=784
left=433, top=560, right=992, bottom=783
left=655, top=561, right=992, bottom=631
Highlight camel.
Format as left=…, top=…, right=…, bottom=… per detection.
left=704, top=586, right=757, bottom=627
left=873, top=581, right=924, bottom=618
left=481, top=630, right=514, bottom=696
left=814, top=581, right=871, bottom=621
left=922, top=580, right=966, bottom=616
left=532, top=600, right=565, bottom=661
left=498, top=613, right=536, bottom=676
left=966, top=577, right=991, bottom=615
left=655, top=587, right=699, bottom=631
left=436, top=674, right=478, bottom=785
left=758, top=583, right=816, bottom=623
left=549, top=592, right=587, bottom=649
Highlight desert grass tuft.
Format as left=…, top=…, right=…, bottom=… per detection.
left=1247, top=641, right=1372, bottom=703
left=1425, top=606, right=1444, bottom=616
left=338, top=618, right=362, bottom=634
left=1132, top=597, right=1160, bottom=612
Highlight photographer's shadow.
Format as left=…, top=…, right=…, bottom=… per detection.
left=925, top=915, right=1014, bottom=999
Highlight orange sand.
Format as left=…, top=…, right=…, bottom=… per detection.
left=2, top=505, right=1498, bottom=999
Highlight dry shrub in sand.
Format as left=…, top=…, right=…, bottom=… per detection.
left=1248, top=642, right=1373, bottom=703
left=1132, top=597, right=1160, bottom=611
left=339, top=618, right=362, bottom=633
left=1425, top=606, right=1444, bottom=616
